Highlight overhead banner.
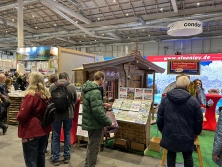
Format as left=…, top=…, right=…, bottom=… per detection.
left=16, top=46, right=58, bottom=61
left=167, top=60, right=200, bottom=75
left=146, top=53, right=222, bottom=62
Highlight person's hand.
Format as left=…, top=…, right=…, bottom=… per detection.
left=213, top=153, right=220, bottom=160
left=104, top=103, right=111, bottom=109
left=111, top=123, right=115, bottom=127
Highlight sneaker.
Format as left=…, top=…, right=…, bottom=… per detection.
left=3, top=126, right=8, bottom=134
left=50, top=157, right=60, bottom=166
left=63, top=157, right=70, bottom=164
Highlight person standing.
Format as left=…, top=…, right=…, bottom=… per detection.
left=157, top=76, right=203, bottom=167
left=82, top=71, right=113, bottom=167
left=49, top=72, right=77, bottom=166
left=0, top=73, right=8, bottom=134
left=17, top=72, right=51, bottom=167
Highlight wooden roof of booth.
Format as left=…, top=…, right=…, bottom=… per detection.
left=81, top=41, right=165, bottom=73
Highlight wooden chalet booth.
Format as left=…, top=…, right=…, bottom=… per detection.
left=73, top=43, right=165, bottom=154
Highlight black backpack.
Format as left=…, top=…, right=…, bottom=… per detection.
left=51, top=82, right=71, bottom=113
left=35, top=94, right=56, bottom=128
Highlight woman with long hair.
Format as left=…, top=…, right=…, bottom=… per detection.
left=17, top=72, right=51, bottom=167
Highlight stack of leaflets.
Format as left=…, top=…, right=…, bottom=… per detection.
left=115, top=110, right=129, bottom=121
left=112, top=99, right=123, bottom=109
left=139, top=102, right=151, bottom=113
left=120, top=100, right=133, bottom=110
left=135, top=113, right=149, bottom=124
left=129, top=101, right=141, bottom=112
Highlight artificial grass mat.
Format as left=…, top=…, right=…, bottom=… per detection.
left=104, top=124, right=215, bottom=167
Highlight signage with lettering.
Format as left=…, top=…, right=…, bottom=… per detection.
left=146, top=53, right=222, bottom=62
left=167, top=60, right=200, bottom=75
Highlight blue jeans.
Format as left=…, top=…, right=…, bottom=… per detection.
left=22, top=135, right=48, bottom=167
left=51, top=118, right=72, bottom=161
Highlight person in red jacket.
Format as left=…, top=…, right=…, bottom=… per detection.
left=17, top=72, right=51, bottom=167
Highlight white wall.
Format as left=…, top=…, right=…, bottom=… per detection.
left=86, top=38, right=222, bottom=57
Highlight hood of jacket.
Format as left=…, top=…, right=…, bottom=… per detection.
left=82, top=80, right=102, bottom=93
left=167, top=87, right=192, bottom=104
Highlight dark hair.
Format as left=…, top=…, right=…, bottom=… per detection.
left=94, top=71, right=105, bottom=81
left=49, top=74, right=58, bottom=83
left=59, top=72, right=69, bottom=80
left=193, top=79, right=204, bottom=90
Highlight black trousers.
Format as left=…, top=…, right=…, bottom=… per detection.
left=167, top=150, right=193, bottom=167
left=0, top=121, right=6, bottom=130
left=22, top=135, right=48, bottom=167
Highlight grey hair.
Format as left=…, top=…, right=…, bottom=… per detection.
left=59, top=72, right=69, bottom=80
left=176, top=76, right=190, bottom=88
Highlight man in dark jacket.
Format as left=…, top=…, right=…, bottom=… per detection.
left=157, top=75, right=203, bottom=167
left=49, top=72, right=77, bottom=166
left=82, top=71, right=113, bottom=167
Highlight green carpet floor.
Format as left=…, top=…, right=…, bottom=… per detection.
left=104, top=124, right=216, bottom=167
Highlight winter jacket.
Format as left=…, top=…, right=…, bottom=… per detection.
left=17, top=92, right=51, bottom=138
left=49, top=79, right=77, bottom=120
left=212, top=111, right=222, bottom=166
left=82, top=80, right=112, bottom=131
left=157, top=87, right=203, bottom=152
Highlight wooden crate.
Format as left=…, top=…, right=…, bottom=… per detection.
left=7, top=96, right=23, bottom=125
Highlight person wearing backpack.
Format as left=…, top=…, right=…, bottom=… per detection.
left=17, top=72, right=51, bottom=167
left=49, top=72, right=77, bottom=166
left=82, top=71, right=114, bottom=167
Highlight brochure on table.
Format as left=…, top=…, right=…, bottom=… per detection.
left=112, top=99, right=152, bottom=124
left=77, top=104, right=88, bottom=137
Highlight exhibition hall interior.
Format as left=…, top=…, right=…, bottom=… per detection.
left=1, top=0, right=222, bottom=167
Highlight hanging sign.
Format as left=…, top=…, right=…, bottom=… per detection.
left=167, top=60, right=200, bottom=75
left=167, top=20, right=203, bottom=36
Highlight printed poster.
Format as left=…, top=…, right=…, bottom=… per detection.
left=134, top=88, right=143, bottom=100
left=77, top=126, right=88, bottom=137
left=119, top=87, right=127, bottom=99
left=143, top=88, right=153, bottom=100
left=127, top=88, right=135, bottom=100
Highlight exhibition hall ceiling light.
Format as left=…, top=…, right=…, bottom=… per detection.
left=95, top=39, right=97, bottom=41
left=76, top=21, right=78, bottom=24
left=11, top=18, right=14, bottom=22
left=32, top=14, right=35, bottom=18
left=35, top=26, right=38, bottom=29
left=197, top=2, right=200, bottom=6
left=54, top=23, right=57, bottom=26
left=160, top=8, right=163, bottom=11
left=126, top=13, right=129, bottom=16
left=113, top=0, right=116, bottom=2
left=98, top=18, right=100, bottom=20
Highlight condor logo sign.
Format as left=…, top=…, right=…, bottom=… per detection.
left=184, top=22, right=201, bottom=27
left=167, top=20, right=203, bottom=37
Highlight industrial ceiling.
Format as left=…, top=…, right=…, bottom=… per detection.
left=0, top=0, right=222, bottom=50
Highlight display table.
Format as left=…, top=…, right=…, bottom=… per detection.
left=60, top=99, right=80, bottom=145
left=203, top=94, right=222, bottom=131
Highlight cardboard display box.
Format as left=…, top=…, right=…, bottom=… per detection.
left=149, top=136, right=162, bottom=152
left=131, top=142, right=146, bottom=151
left=114, top=138, right=129, bottom=149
